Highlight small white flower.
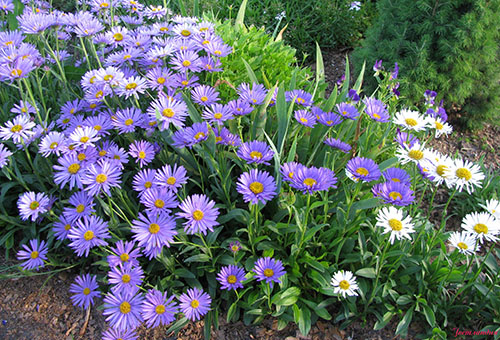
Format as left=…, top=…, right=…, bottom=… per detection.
left=480, top=199, right=500, bottom=220
left=331, top=270, right=359, bottom=298
left=420, top=151, right=455, bottom=187
left=449, top=158, right=484, bottom=194
left=0, top=115, right=36, bottom=144
left=461, top=212, right=500, bottom=244
left=396, top=142, right=431, bottom=165
left=376, top=206, right=415, bottom=244
left=448, top=231, right=479, bottom=255
left=431, top=116, right=453, bottom=138
left=393, top=109, right=430, bottom=132
left=69, top=126, right=100, bottom=149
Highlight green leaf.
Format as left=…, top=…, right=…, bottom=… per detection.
left=396, top=295, right=413, bottom=306
left=241, top=58, right=258, bottom=85
left=378, top=157, right=399, bottom=171
left=315, top=42, right=325, bottom=87
left=185, top=254, right=210, bottom=263
left=374, top=311, right=395, bottom=330
left=353, top=61, right=366, bottom=92
left=298, top=306, right=311, bottom=336
left=166, top=317, right=189, bottom=334
left=227, top=302, right=237, bottom=322
left=395, top=307, right=414, bottom=336
left=275, top=287, right=301, bottom=306
left=423, top=305, right=436, bottom=327
left=355, top=267, right=376, bottom=278
left=315, top=307, right=332, bottom=320
left=351, top=198, right=380, bottom=212
left=174, top=268, right=196, bottom=279
left=235, top=0, right=248, bottom=29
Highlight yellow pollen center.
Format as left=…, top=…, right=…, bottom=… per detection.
left=29, top=201, right=39, bottom=210
left=76, top=204, right=85, bottom=213
left=80, top=136, right=90, bottom=143
left=263, top=268, right=274, bottom=277
left=405, top=118, right=418, bottom=127
left=200, top=96, right=208, bottom=102
left=137, top=151, right=146, bottom=159
left=300, top=117, right=308, bottom=123
left=249, top=181, right=264, bottom=194
left=250, top=151, right=262, bottom=159
left=95, top=91, right=103, bottom=98
left=64, top=224, right=71, bottom=231
left=389, top=191, right=403, bottom=200
left=68, top=163, right=80, bottom=174
left=391, top=178, right=401, bottom=182
left=99, top=150, right=107, bottom=156
left=227, top=275, right=237, bottom=284
left=192, top=209, right=204, bottom=221
left=77, top=153, right=86, bottom=161
left=214, top=113, right=223, bottom=119
left=373, top=113, right=381, bottom=119
left=30, top=251, right=39, bottom=259
left=457, top=242, right=468, bottom=250
left=231, top=245, right=239, bottom=252
left=96, top=174, right=107, bottom=183
left=123, top=54, right=132, bottom=60
left=408, top=150, right=424, bottom=160
left=326, top=120, right=333, bottom=125
left=154, top=199, right=165, bottom=208
left=456, top=168, right=472, bottom=180
left=100, top=2, right=109, bottom=7
left=49, top=142, right=58, bottom=149
left=63, top=118, right=70, bottom=124
left=202, top=40, right=209, bottom=45
left=182, top=60, right=191, bottom=67
left=113, top=33, right=123, bottom=41
left=182, top=80, right=189, bottom=86
left=155, top=305, right=166, bottom=314
left=388, top=219, right=403, bottom=231
left=194, top=132, right=205, bottom=140
left=120, top=302, right=131, bottom=314
left=473, top=223, right=488, bottom=234
left=339, top=280, right=350, bottom=290
left=157, top=77, right=166, bottom=84
left=124, top=118, right=134, bottom=126
left=122, top=274, right=131, bottom=283
left=90, top=104, right=97, bottom=109
left=120, top=253, right=129, bottom=262
left=11, top=69, right=22, bottom=77
left=214, top=50, right=222, bottom=55
left=125, top=83, right=137, bottom=90
left=149, top=223, right=160, bottom=234
left=435, top=122, right=443, bottom=130
left=83, top=288, right=91, bottom=295
left=215, top=136, right=222, bottom=142
left=162, top=108, right=174, bottom=118
left=10, top=124, right=22, bottom=132
left=103, top=75, right=113, bottom=81
left=436, top=165, right=449, bottom=177
left=356, top=167, right=369, bottom=177
left=297, top=98, right=305, bottom=104
left=144, top=181, right=152, bottom=188
left=83, top=230, right=94, bottom=241
left=288, top=172, right=294, bottom=178
left=180, top=29, right=191, bottom=37
left=167, top=177, right=176, bottom=185
left=303, top=178, right=317, bottom=187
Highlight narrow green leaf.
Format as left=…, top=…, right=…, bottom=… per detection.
left=353, top=61, right=366, bottom=92
left=315, top=42, right=325, bottom=86
left=241, top=58, right=258, bottom=85
left=423, top=305, right=436, bottom=327
left=355, top=267, right=376, bottom=278
left=235, top=0, right=248, bottom=29
left=395, top=307, right=414, bottom=336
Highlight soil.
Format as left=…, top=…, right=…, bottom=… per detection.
left=1, top=48, right=499, bottom=340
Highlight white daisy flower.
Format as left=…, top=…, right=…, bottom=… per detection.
left=420, top=151, right=455, bottom=187
left=431, top=116, right=453, bottom=138
left=69, top=126, right=100, bottom=149
left=376, top=206, right=415, bottom=244
left=0, top=115, right=36, bottom=144
left=461, top=212, right=500, bottom=244
left=393, top=109, right=430, bottom=132
left=396, top=142, right=431, bottom=165
left=331, top=270, right=359, bottom=298
left=449, top=158, right=484, bottom=194
left=448, top=231, right=479, bottom=255
left=480, top=199, right=500, bottom=220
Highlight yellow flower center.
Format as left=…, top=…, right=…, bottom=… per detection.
left=227, top=275, right=237, bottom=284
left=182, top=80, right=189, bottom=86
left=194, top=132, right=205, bottom=140
left=162, top=108, right=174, bottom=118
left=180, top=29, right=191, bottom=37
left=144, top=181, right=152, bottom=188
left=113, top=33, right=124, bottom=41
left=100, top=2, right=109, bottom=7
left=10, top=69, right=22, bottom=77
left=457, top=242, right=468, bottom=250
left=29, top=201, right=39, bottom=210
left=156, top=77, right=166, bottom=84
left=299, top=117, right=308, bottom=123
left=389, top=191, right=403, bottom=200
left=182, top=60, right=191, bottom=67
left=456, top=168, right=472, bottom=181
left=10, top=124, right=23, bottom=132
left=30, top=251, right=39, bottom=259
left=103, top=75, right=113, bottom=81
left=96, top=174, right=107, bottom=183
left=408, top=150, right=424, bottom=160
left=124, top=118, right=134, bottom=126
left=123, top=54, right=132, bottom=60
left=77, top=153, right=86, bottom=161
left=155, top=305, right=166, bottom=314
left=80, top=136, right=90, bottom=143
left=192, top=209, right=204, bottom=221
left=473, top=223, right=488, bottom=234
left=303, top=178, right=317, bottom=187
left=137, top=151, right=146, bottom=159
left=166, top=177, right=176, bottom=185
left=83, top=230, right=94, bottom=241
left=200, top=96, right=208, bottom=102
left=355, top=167, right=369, bottom=177
left=215, top=136, right=222, bottom=142
left=388, top=218, right=403, bottom=231
left=154, top=199, right=165, bottom=208
left=121, top=274, right=131, bottom=283
left=436, top=165, right=449, bottom=177
left=249, top=181, right=264, bottom=194
left=405, top=118, right=418, bottom=127
left=90, top=103, right=97, bottom=109
left=326, top=120, right=333, bottom=125
left=120, top=253, right=129, bottom=262
left=76, top=204, right=85, bottom=213
left=99, top=150, right=107, bottom=157
left=83, top=288, right=91, bottom=295
left=120, top=302, right=131, bottom=314
left=214, top=50, right=222, bottom=55
left=214, top=113, right=223, bottom=120
left=297, top=98, right=305, bottom=104
left=435, top=121, right=443, bottom=130
left=64, top=224, right=71, bottom=231
left=250, top=151, right=262, bottom=159
left=391, top=178, right=400, bottom=183
left=149, top=223, right=160, bottom=234
left=263, top=268, right=274, bottom=277
left=339, top=280, right=350, bottom=290
left=373, top=113, right=381, bottom=119
left=231, top=245, right=239, bottom=252
left=49, top=142, right=58, bottom=149
left=125, top=83, right=137, bottom=90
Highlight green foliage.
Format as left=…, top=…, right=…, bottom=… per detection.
left=353, top=0, right=500, bottom=129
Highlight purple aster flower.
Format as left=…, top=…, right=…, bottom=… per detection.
left=345, top=157, right=381, bottom=182
left=317, top=112, right=343, bottom=127
left=191, top=85, right=219, bottom=106
left=63, top=191, right=95, bottom=223
left=108, top=240, right=141, bottom=268
left=177, top=194, right=220, bottom=235
left=217, top=265, right=246, bottom=291
left=172, top=73, right=200, bottom=89
left=237, top=140, right=274, bottom=165
left=237, top=83, right=268, bottom=106
left=38, top=132, right=67, bottom=157
left=154, top=163, right=188, bottom=193
left=285, top=89, right=313, bottom=107
left=145, top=67, right=173, bottom=91
left=147, top=96, right=188, bottom=130
left=128, top=140, right=155, bottom=168
left=69, top=274, right=100, bottom=309
left=131, top=211, right=177, bottom=259
left=17, top=239, right=48, bottom=271
left=382, top=167, right=411, bottom=186
left=108, top=263, right=144, bottom=294
left=18, top=192, right=50, bottom=222
left=280, top=162, right=305, bottom=182
left=132, top=168, right=158, bottom=198
left=102, top=328, right=138, bottom=340
left=363, top=97, right=389, bottom=122
left=68, top=215, right=110, bottom=257
left=184, top=122, right=210, bottom=147
left=140, top=187, right=178, bottom=214
left=205, top=40, right=232, bottom=57
left=117, top=76, right=147, bottom=99
left=53, top=153, right=86, bottom=190
left=199, top=56, right=222, bottom=72
left=294, top=110, right=316, bottom=128
left=253, top=257, right=286, bottom=289
left=103, top=290, right=144, bottom=332
left=0, top=114, right=36, bottom=143
left=229, top=241, right=241, bottom=253
left=171, top=50, right=202, bottom=72
left=202, top=103, right=233, bottom=126
left=69, top=126, right=100, bottom=149
left=324, top=138, right=351, bottom=153
left=178, top=288, right=211, bottom=321
left=237, top=169, right=277, bottom=205
left=214, top=127, right=241, bottom=147
left=335, top=102, right=359, bottom=120
left=291, top=166, right=338, bottom=194
left=52, top=214, right=74, bottom=241
left=372, top=181, right=415, bottom=206
left=112, top=108, right=144, bottom=134
left=395, top=129, right=419, bottom=149
left=0, top=143, right=13, bottom=168
left=141, top=289, right=178, bottom=328
left=227, top=99, right=254, bottom=116
left=107, top=145, right=129, bottom=169
left=81, top=160, right=122, bottom=197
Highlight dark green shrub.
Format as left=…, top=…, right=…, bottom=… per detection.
left=352, top=0, right=500, bottom=129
